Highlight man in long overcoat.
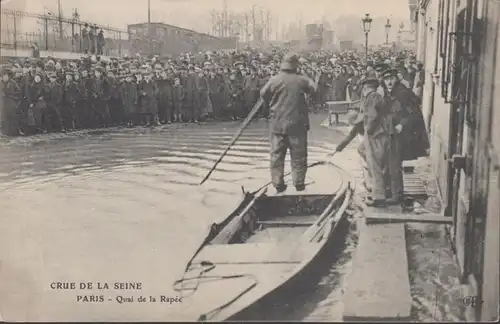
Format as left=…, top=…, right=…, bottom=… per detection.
left=260, top=52, right=317, bottom=194
left=1, top=68, right=22, bottom=136
left=361, top=78, right=390, bottom=207
left=183, top=67, right=199, bottom=122
left=62, top=71, right=78, bottom=130
left=388, top=71, right=429, bottom=162
left=157, top=70, right=174, bottom=124
left=139, top=70, right=160, bottom=126
left=243, top=66, right=261, bottom=114
left=381, top=69, right=407, bottom=204
left=120, top=74, right=138, bottom=126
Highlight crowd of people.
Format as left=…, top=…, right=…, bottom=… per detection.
left=1, top=45, right=429, bottom=207
left=0, top=47, right=423, bottom=138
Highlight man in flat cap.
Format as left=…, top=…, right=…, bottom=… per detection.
left=90, top=66, right=110, bottom=128
left=379, top=67, right=407, bottom=205
left=260, top=52, right=318, bottom=194
left=360, top=77, right=390, bottom=207
left=106, top=69, right=123, bottom=126
left=138, top=69, right=160, bottom=126
left=183, top=65, right=199, bottom=123
left=120, top=73, right=138, bottom=126
left=195, top=67, right=212, bottom=120
left=62, top=70, right=78, bottom=130
left=72, top=69, right=88, bottom=130
left=45, top=71, right=65, bottom=132
left=243, top=65, right=260, bottom=117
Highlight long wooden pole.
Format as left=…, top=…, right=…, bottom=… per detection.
left=199, top=98, right=264, bottom=185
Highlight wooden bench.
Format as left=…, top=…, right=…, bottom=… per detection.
left=327, top=100, right=361, bottom=125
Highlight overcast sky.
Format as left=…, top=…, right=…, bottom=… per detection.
left=6, top=0, right=411, bottom=33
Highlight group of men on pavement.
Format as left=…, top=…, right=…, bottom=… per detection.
left=260, top=49, right=427, bottom=208
left=333, top=61, right=428, bottom=207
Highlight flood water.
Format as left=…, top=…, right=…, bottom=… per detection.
left=0, top=113, right=362, bottom=322
left=0, top=112, right=463, bottom=322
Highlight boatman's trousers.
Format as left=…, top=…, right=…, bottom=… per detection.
left=270, top=131, right=308, bottom=189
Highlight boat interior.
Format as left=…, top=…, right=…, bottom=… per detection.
left=180, top=191, right=342, bottom=276
left=202, top=191, right=340, bottom=248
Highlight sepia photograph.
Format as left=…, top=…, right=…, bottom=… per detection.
left=0, top=0, right=498, bottom=322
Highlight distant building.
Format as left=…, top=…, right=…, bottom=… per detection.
left=304, top=24, right=323, bottom=51
left=322, top=30, right=334, bottom=48
left=339, top=40, right=353, bottom=51
left=127, top=22, right=225, bottom=56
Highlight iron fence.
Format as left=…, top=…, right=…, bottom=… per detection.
left=1, top=8, right=237, bottom=58
left=1, top=8, right=128, bottom=56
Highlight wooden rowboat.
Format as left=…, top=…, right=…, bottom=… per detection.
left=173, top=162, right=353, bottom=321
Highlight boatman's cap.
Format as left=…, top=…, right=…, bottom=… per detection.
left=360, top=78, right=379, bottom=88
left=382, top=68, right=398, bottom=79
left=280, top=52, right=300, bottom=71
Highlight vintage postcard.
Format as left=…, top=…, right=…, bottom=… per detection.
left=0, top=0, right=498, bottom=322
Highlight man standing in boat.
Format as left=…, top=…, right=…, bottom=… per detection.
left=260, top=52, right=318, bottom=194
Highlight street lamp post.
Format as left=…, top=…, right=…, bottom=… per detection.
left=397, top=22, right=404, bottom=48
left=385, top=18, right=391, bottom=46
left=361, top=13, right=372, bottom=62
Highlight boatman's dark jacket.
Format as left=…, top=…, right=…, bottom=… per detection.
left=260, top=71, right=317, bottom=135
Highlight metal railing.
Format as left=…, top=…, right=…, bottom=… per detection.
left=1, top=8, right=129, bottom=56
left=1, top=8, right=238, bottom=58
